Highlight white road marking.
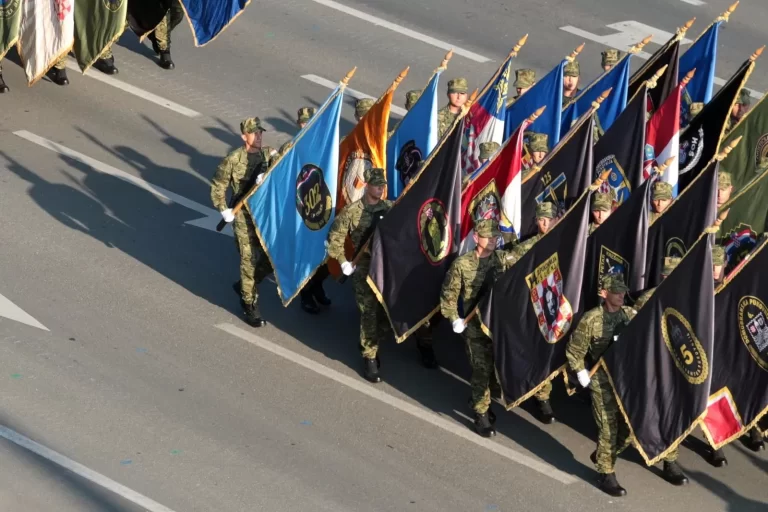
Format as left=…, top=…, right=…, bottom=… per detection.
left=310, top=0, right=490, bottom=63
left=0, top=425, right=177, bottom=512
left=64, top=59, right=201, bottom=118
left=13, top=131, right=234, bottom=237
left=560, top=21, right=763, bottom=98
left=0, top=293, right=48, bottom=331
left=302, top=74, right=409, bottom=117
left=216, top=322, right=578, bottom=485
left=679, top=0, right=705, bottom=5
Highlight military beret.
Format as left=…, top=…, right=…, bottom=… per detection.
left=652, top=181, right=673, bottom=201
left=240, top=117, right=266, bottom=134
left=601, top=273, right=629, bottom=293
left=355, top=98, right=375, bottom=117
left=448, top=77, right=469, bottom=93
left=662, top=257, right=681, bottom=276
left=718, top=171, right=732, bottom=190
left=564, top=60, right=580, bottom=77
left=601, top=49, right=621, bottom=67
left=528, top=133, right=549, bottom=153
left=712, top=245, right=726, bottom=266
left=592, top=192, right=613, bottom=212
left=297, top=107, right=316, bottom=124
left=513, top=69, right=536, bottom=89
left=405, top=89, right=422, bottom=110
left=479, top=142, right=501, bottom=160
left=364, top=167, right=387, bottom=186
left=475, top=219, right=502, bottom=239
left=689, top=102, right=704, bottom=118
left=737, top=89, right=752, bottom=106
left=535, top=201, right=557, bottom=219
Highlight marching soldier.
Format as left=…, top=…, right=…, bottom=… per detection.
left=440, top=219, right=517, bottom=437
left=93, top=20, right=131, bottom=75
left=649, top=181, right=673, bottom=224
left=405, top=89, right=422, bottom=111
left=589, top=192, right=613, bottom=234
left=524, top=133, right=549, bottom=178
left=327, top=168, right=393, bottom=383
left=601, top=49, right=621, bottom=72
left=714, top=171, right=733, bottom=228
left=708, top=245, right=730, bottom=466
left=46, top=56, right=69, bottom=86
left=478, top=142, right=500, bottom=166
left=354, top=98, right=374, bottom=122
left=279, top=107, right=316, bottom=156
left=211, top=117, right=277, bottom=328
left=437, top=78, right=468, bottom=138
left=508, top=69, right=536, bottom=106
left=146, top=0, right=185, bottom=70
left=562, top=59, right=581, bottom=108
left=725, top=89, right=751, bottom=135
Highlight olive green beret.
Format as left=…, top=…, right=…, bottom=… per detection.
left=479, top=142, right=501, bottom=160
left=364, top=167, right=387, bottom=186
left=652, top=182, right=673, bottom=201
left=240, top=117, right=266, bottom=134
left=475, top=219, right=502, bottom=238
left=514, top=69, right=536, bottom=89
left=535, top=201, right=557, bottom=219
left=447, top=77, right=469, bottom=93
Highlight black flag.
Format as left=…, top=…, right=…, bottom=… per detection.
left=128, top=0, right=173, bottom=38
left=367, top=119, right=464, bottom=341
left=593, top=83, right=648, bottom=201
left=701, top=239, right=768, bottom=448
left=601, top=233, right=715, bottom=465
left=479, top=186, right=591, bottom=407
left=629, top=39, right=680, bottom=113
left=519, top=113, right=594, bottom=240
left=678, top=57, right=754, bottom=191
left=645, top=160, right=718, bottom=288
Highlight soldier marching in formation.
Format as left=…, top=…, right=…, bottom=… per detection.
left=649, top=181, right=674, bottom=224
left=437, top=78, right=469, bottom=138
left=601, top=49, right=621, bottom=72
left=508, top=69, right=536, bottom=106
left=589, top=192, right=613, bottom=234
left=562, top=59, right=582, bottom=108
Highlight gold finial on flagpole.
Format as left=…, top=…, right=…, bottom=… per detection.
left=647, top=64, right=669, bottom=89
left=528, top=106, right=546, bottom=123
left=654, top=156, right=677, bottom=176
left=591, top=169, right=613, bottom=190
left=341, top=67, right=357, bottom=86
left=681, top=68, right=696, bottom=86
left=629, top=35, right=654, bottom=54
left=592, top=88, right=613, bottom=110
left=676, top=18, right=696, bottom=40
left=567, top=42, right=585, bottom=61
left=750, top=46, right=765, bottom=62
left=716, top=1, right=739, bottom=23
left=439, top=49, right=454, bottom=70
left=395, top=67, right=409, bottom=85
left=716, top=136, right=743, bottom=161
left=511, top=34, right=529, bottom=57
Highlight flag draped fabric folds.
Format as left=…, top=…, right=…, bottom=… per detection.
left=602, top=233, right=715, bottom=465
left=645, top=80, right=684, bottom=191
left=246, top=84, right=344, bottom=306
left=367, top=121, right=464, bottom=342
left=73, top=0, right=128, bottom=71
left=0, top=0, right=22, bottom=62
left=386, top=69, right=440, bottom=199
left=629, top=38, right=680, bottom=112
left=679, top=20, right=721, bottom=109
left=479, top=187, right=591, bottom=408
left=702, top=240, right=768, bottom=448
left=717, top=167, right=768, bottom=270
left=178, top=0, right=249, bottom=47
left=504, top=60, right=564, bottom=143
left=19, top=0, right=75, bottom=85
left=721, top=93, right=768, bottom=191
left=128, top=0, right=171, bottom=38
left=561, top=53, right=631, bottom=135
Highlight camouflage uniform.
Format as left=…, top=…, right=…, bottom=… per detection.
left=562, top=60, right=582, bottom=108
left=725, top=89, right=751, bottom=135
left=523, top=133, right=549, bottom=179
left=478, top=141, right=500, bottom=163
left=689, top=102, right=704, bottom=123
left=440, top=220, right=516, bottom=415
left=601, top=49, right=621, bottom=70
left=327, top=168, right=393, bottom=360
left=508, top=69, right=536, bottom=107
left=153, top=0, right=185, bottom=52
left=355, top=98, right=375, bottom=121
left=210, top=118, right=276, bottom=309
left=437, top=78, right=468, bottom=137
left=405, top=89, right=422, bottom=111
left=279, top=107, right=316, bottom=156
left=649, top=181, right=673, bottom=224
left=589, top=192, right=613, bottom=235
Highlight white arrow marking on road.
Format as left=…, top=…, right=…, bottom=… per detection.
left=301, top=74, right=409, bottom=117
left=559, top=21, right=762, bottom=98
left=13, top=130, right=233, bottom=237
left=0, top=293, right=48, bottom=331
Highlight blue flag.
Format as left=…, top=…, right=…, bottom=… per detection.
left=180, top=0, right=250, bottom=46
left=679, top=21, right=721, bottom=107
left=561, top=54, right=631, bottom=136
left=386, top=70, right=440, bottom=199
left=504, top=61, right=564, bottom=143
left=247, top=86, right=344, bottom=305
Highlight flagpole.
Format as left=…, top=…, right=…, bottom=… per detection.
left=688, top=1, right=739, bottom=47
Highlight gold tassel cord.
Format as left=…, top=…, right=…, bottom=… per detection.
left=715, top=1, right=739, bottom=23
left=591, top=88, right=613, bottom=110
left=676, top=17, right=696, bottom=41
left=628, top=35, right=653, bottom=55
left=510, top=34, right=529, bottom=58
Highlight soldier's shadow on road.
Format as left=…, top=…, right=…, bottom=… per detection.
left=687, top=468, right=768, bottom=511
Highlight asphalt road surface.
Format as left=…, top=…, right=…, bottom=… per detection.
left=0, top=0, right=766, bottom=510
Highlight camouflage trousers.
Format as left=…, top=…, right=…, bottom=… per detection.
left=53, top=56, right=66, bottom=70
left=154, top=0, right=185, bottom=51
left=234, top=213, right=272, bottom=306
left=101, top=21, right=131, bottom=60
left=353, top=263, right=392, bottom=359
left=464, top=325, right=498, bottom=414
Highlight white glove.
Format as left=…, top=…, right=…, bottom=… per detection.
left=341, top=261, right=356, bottom=276
left=256, top=174, right=264, bottom=186
left=221, top=208, right=235, bottom=223
left=452, top=318, right=466, bottom=334
left=576, top=369, right=591, bottom=388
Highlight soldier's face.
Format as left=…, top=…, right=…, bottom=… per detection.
left=717, top=186, right=733, bottom=207
left=652, top=198, right=671, bottom=213
left=603, top=65, right=612, bottom=72
left=298, top=121, right=307, bottom=129
left=532, top=151, right=547, bottom=164
left=563, top=76, right=579, bottom=92
left=537, top=217, right=554, bottom=234
left=601, top=290, right=626, bottom=308
left=517, top=86, right=532, bottom=96
left=366, top=184, right=385, bottom=201
left=475, top=235, right=497, bottom=252
left=448, top=92, right=467, bottom=108
left=713, top=264, right=724, bottom=281
left=242, top=131, right=262, bottom=148
left=592, top=209, right=611, bottom=224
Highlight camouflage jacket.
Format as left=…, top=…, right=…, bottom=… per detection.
left=565, top=305, right=636, bottom=375
left=633, top=287, right=656, bottom=310
left=649, top=211, right=662, bottom=225
left=327, top=198, right=393, bottom=265
left=440, top=250, right=517, bottom=323
left=437, top=105, right=459, bottom=138
left=210, top=146, right=276, bottom=211
left=588, top=222, right=600, bottom=235
left=512, top=233, right=541, bottom=258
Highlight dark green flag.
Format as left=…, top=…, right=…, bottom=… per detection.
left=73, top=0, right=128, bottom=71
left=718, top=166, right=768, bottom=271
left=720, top=94, right=768, bottom=190
left=0, top=0, right=21, bottom=61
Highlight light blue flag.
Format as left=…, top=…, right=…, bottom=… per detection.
left=560, top=53, right=631, bottom=136
left=504, top=60, right=564, bottom=143
left=247, top=85, right=344, bottom=305
left=180, top=0, right=250, bottom=46
left=679, top=20, right=721, bottom=108
left=386, top=70, right=440, bottom=199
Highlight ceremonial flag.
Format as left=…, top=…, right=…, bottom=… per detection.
left=629, top=36, right=681, bottom=113
left=73, top=0, right=128, bottom=72
left=717, top=166, right=768, bottom=270
left=679, top=16, right=723, bottom=109
left=479, top=185, right=592, bottom=407
left=178, top=0, right=249, bottom=47
left=386, top=58, right=443, bottom=199
left=367, top=118, right=464, bottom=341
left=702, top=239, right=768, bottom=448
left=459, top=114, right=531, bottom=253
left=645, top=159, right=718, bottom=288
left=504, top=59, right=564, bottom=143
left=720, top=92, right=768, bottom=191
left=246, top=75, right=345, bottom=305
left=593, top=82, right=648, bottom=206
left=19, top=0, right=75, bottom=85
left=601, top=232, right=715, bottom=465
left=0, top=0, right=21, bottom=63
left=645, top=76, right=686, bottom=191
left=127, top=0, right=171, bottom=38
left=678, top=54, right=754, bottom=191
left=561, top=50, right=632, bottom=135
left=519, top=112, right=594, bottom=240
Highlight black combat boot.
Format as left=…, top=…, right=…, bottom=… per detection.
left=363, top=357, right=381, bottom=383
left=93, top=57, right=118, bottom=75
left=299, top=290, right=320, bottom=314
left=243, top=303, right=266, bottom=328
left=474, top=411, right=496, bottom=438
left=46, top=67, right=69, bottom=86
left=537, top=399, right=555, bottom=424
left=312, top=284, right=332, bottom=307
left=661, top=461, right=689, bottom=486
left=0, top=73, right=8, bottom=93
left=747, top=427, right=765, bottom=452
left=158, top=50, right=174, bottom=70
left=597, top=473, right=627, bottom=497
left=416, top=340, right=438, bottom=369
left=709, top=448, right=727, bottom=467
left=468, top=398, right=496, bottom=424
